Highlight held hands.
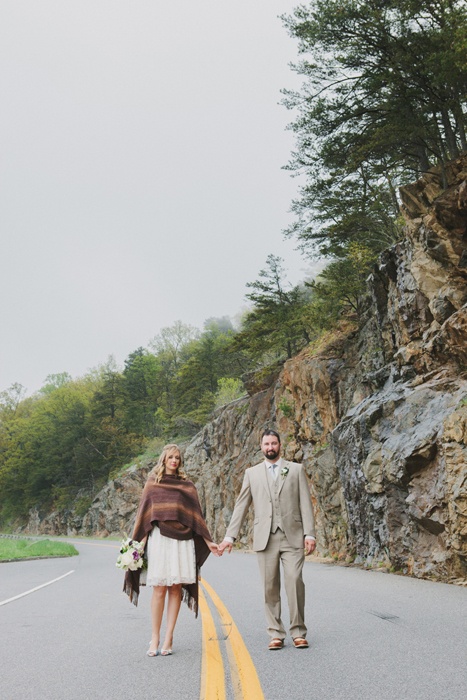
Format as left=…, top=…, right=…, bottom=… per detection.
left=206, top=541, right=221, bottom=557
left=218, top=540, right=233, bottom=555
left=204, top=539, right=233, bottom=557
left=205, top=539, right=232, bottom=557
left=213, top=538, right=314, bottom=555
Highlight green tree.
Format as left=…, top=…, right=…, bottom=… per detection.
left=0, top=368, right=152, bottom=524
left=173, top=323, right=241, bottom=432
left=148, top=321, right=199, bottom=417
left=307, top=242, right=378, bottom=323
left=215, top=377, right=245, bottom=408
left=282, top=0, right=467, bottom=256
left=0, top=385, right=30, bottom=520
left=122, top=348, right=160, bottom=436
left=39, top=372, right=72, bottom=395
left=0, top=381, right=95, bottom=518
left=87, top=361, right=145, bottom=471
left=234, top=255, right=313, bottom=361
left=0, top=383, right=27, bottom=416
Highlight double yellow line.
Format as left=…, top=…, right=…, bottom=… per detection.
left=75, top=539, right=261, bottom=696
left=199, top=579, right=265, bottom=700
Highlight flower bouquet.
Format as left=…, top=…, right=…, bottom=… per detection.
left=116, top=537, right=145, bottom=571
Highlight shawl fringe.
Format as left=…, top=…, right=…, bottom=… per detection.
left=123, top=573, right=139, bottom=607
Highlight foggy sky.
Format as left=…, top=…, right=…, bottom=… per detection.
left=0, top=1, right=312, bottom=395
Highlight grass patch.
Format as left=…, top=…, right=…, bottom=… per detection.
left=278, top=395, right=294, bottom=418
left=306, top=320, right=357, bottom=359
left=0, top=538, right=79, bottom=561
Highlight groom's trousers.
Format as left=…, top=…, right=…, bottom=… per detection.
left=256, top=528, right=306, bottom=640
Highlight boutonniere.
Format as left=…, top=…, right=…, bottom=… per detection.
left=280, top=466, right=289, bottom=479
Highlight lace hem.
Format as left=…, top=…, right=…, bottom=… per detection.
left=146, top=576, right=196, bottom=587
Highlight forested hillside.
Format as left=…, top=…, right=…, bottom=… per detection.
left=1, top=0, right=467, bottom=530
left=0, top=320, right=244, bottom=523
left=0, top=293, right=321, bottom=525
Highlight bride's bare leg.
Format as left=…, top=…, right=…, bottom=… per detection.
left=149, top=585, right=167, bottom=652
left=162, top=584, right=182, bottom=652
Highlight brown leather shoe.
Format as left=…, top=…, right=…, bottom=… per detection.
left=268, top=638, right=284, bottom=650
left=293, top=637, right=309, bottom=649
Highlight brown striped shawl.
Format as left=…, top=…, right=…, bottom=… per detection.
left=123, top=474, right=212, bottom=615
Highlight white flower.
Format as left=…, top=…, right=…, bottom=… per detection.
left=133, top=540, right=144, bottom=555
left=120, top=550, right=135, bottom=568
left=281, top=466, right=289, bottom=478
left=116, top=538, right=145, bottom=570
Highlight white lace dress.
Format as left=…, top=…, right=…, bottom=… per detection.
left=146, top=524, right=196, bottom=586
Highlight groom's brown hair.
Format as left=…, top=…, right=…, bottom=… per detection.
left=261, top=429, right=281, bottom=443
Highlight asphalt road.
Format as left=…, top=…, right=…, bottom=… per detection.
left=1, top=540, right=466, bottom=700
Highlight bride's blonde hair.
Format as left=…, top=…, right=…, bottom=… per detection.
left=149, top=444, right=187, bottom=483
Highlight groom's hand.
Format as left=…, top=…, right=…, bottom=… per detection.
left=218, top=540, right=233, bottom=554
left=304, top=538, right=316, bottom=555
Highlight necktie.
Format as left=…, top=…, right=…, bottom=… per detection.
left=271, top=463, right=277, bottom=481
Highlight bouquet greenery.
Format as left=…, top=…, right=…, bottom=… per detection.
left=116, top=537, right=145, bottom=571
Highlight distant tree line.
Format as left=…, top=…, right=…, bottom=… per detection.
left=0, top=319, right=243, bottom=524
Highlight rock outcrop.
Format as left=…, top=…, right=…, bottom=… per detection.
left=188, top=156, right=467, bottom=583
left=26, top=156, right=467, bottom=583
left=23, top=465, right=151, bottom=538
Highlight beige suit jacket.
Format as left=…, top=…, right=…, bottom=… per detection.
left=225, top=460, right=315, bottom=551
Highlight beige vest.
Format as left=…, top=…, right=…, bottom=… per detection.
left=267, top=464, right=283, bottom=533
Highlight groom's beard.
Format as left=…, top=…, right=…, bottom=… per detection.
left=264, top=448, right=279, bottom=460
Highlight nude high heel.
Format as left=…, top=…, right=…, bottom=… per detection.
left=147, top=640, right=160, bottom=657
left=161, top=637, right=173, bottom=656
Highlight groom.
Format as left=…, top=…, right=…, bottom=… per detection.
left=219, top=429, right=316, bottom=650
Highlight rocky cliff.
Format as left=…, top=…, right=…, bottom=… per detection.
left=26, top=157, right=467, bottom=583
left=187, top=157, right=467, bottom=582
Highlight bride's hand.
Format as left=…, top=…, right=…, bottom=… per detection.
left=206, top=541, right=220, bottom=557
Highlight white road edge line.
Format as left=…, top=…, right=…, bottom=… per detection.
left=0, top=570, right=75, bottom=606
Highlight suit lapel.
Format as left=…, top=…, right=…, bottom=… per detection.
left=253, top=461, right=271, bottom=498
left=262, top=462, right=272, bottom=497
left=276, top=460, right=287, bottom=496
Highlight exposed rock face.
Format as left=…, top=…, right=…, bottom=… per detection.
left=81, top=465, right=151, bottom=537
left=24, top=465, right=150, bottom=538
left=26, top=156, right=467, bottom=583
left=188, top=155, right=467, bottom=582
